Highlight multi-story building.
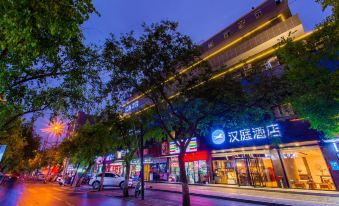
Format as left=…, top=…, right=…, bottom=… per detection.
left=121, top=0, right=339, bottom=191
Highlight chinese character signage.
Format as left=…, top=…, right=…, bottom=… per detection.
left=125, top=100, right=139, bottom=113
left=211, top=124, right=281, bottom=145
left=169, top=137, right=197, bottom=154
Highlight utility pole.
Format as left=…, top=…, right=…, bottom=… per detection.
left=139, top=126, right=144, bottom=200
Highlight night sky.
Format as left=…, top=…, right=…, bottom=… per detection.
left=35, top=0, right=331, bottom=140
left=83, top=0, right=331, bottom=44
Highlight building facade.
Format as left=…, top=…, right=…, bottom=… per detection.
left=119, top=0, right=339, bottom=191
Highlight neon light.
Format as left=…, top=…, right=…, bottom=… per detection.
left=169, top=137, right=197, bottom=154
left=183, top=151, right=207, bottom=162
left=212, top=130, right=226, bottom=144
left=122, top=14, right=286, bottom=108
left=334, top=143, right=339, bottom=152
left=214, top=124, right=281, bottom=144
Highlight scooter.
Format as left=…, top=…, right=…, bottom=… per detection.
left=134, top=180, right=146, bottom=198
left=56, top=177, right=65, bottom=186
left=134, top=181, right=141, bottom=198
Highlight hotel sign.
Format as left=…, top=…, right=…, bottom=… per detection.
left=211, top=124, right=281, bottom=145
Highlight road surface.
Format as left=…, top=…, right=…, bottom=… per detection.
left=0, top=182, right=260, bottom=206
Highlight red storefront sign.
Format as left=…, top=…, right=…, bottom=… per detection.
left=105, top=163, right=122, bottom=175
left=183, top=151, right=207, bottom=162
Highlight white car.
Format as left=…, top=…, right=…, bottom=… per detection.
left=89, top=172, right=128, bottom=190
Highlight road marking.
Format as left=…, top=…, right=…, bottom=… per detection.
left=65, top=201, right=75, bottom=206
left=52, top=196, right=62, bottom=201
left=53, top=187, right=65, bottom=192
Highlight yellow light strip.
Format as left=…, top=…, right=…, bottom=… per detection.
left=130, top=30, right=315, bottom=116
left=122, top=14, right=286, bottom=107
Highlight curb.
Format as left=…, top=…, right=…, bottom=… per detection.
left=147, top=182, right=339, bottom=198
left=148, top=188, right=292, bottom=206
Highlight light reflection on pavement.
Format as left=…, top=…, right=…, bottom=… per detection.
left=0, top=182, right=260, bottom=206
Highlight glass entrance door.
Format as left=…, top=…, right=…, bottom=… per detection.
left=248, top=158, right=265, bottom=187
left=235, top=157, right=277, bottom=187
left=235, top=158, right=251, bottom=186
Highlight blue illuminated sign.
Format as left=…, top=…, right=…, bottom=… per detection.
left=329, top=161, right=339, bottom=171
left=211, top=124, right=281, bottom=144
left=212, top=130, right=226, bottom=144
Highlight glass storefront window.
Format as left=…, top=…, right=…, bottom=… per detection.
left=168, top=157, right=208, bottom=184
left=212, top=158, right=237, bottom=185
left=169, top=158, right=180, bottom=183
left=212, top=153, right=278, bottom=187
left=150, top=163, right=168, bottom=181
left=281, top=146, right=335, bottom=190
left=185, top=160, right=208, bottom=184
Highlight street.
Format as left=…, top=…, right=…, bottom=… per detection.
left=0, top=182, right=261, bottom=206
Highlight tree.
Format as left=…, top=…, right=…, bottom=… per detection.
left=275, top=0, right=339, bottom=138
left=103, top=21, right=260, bottom=206
left=0, top=120, right=41, bottom=173
left=0, top=0, right=101, bottom=133
left=109, top=116, right=140, bottom=197
left=58, top=118, right=115, bottom=188
left=108, top=110, right=156, bottom=198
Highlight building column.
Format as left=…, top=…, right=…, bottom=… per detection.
left=270, top=148, right=289, bottom=188
left=320, top=141, right=339, bottom=191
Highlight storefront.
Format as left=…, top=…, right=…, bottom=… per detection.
left=130, top=158, right=150, bottom=180
left=168, top=151, right=209, bottom=184
left=207, top=121, right=337, bottom=190
left=105, top=162, right=123, bottom=176
left=149, top=157, right=168, bottom=181
left=212, top=148, right=278, bottom=187
left=161, top=137, right=209, bottom=184
left=279, top=142, right=335, bottom=190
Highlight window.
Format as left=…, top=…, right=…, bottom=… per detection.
left=272, top=103, right=295, bottom=119
left=105, top=173, right=114, bottom=177
left=238, top=19, right=246, bottom=29
left=275, top=0, right=283, bottom=6
left=223, top=31, right=231, bottom=39
left=263, top=56, right=280, bottom=70
left=242, top=64, right=252, bottom=77
left=208, top=41, right=214, bottom=49
left=254, top=10, right=262, bottom=18
left=281, top=146, right=335, bottom=190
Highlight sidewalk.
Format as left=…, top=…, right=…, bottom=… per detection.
left=61, top=186, right=259, bottom=206
left=150, top=182, right=339, bottom=196
left=146, top=182, right=339, bottom=206
left=66, top=182, right=339, bottom=206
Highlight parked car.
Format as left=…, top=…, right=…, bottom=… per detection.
left=89, top=172, right=131, bottom=190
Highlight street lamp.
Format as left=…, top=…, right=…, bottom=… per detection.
left=41, top=118, right=65, bottom=147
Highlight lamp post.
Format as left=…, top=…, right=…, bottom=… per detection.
left=41, top=118, right=65, bottom=177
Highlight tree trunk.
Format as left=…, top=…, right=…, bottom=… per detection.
left=123, top=161, right=131, bottom=197
left=76, top=162, right=94, bottom=187
left=71, top=163, right=80, bottom=187
left=179, top=146, right=190, bottom=206
left=99, top=156, right=107, bottom=191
